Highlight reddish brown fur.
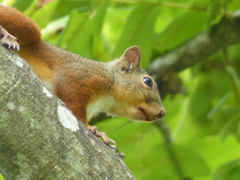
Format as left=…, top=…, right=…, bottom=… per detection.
left=0, top=5, right=166, bottom=144
left=0, top=5, right=104, bottom=124
left=0, top=6, right=41, bottom=46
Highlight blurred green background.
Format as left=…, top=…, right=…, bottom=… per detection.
left=1, top=0, right=240, bottom=179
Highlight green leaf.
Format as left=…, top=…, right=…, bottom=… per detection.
left=207, top=93, right=229, bottom=119
left=95, top=118, right=209, bottom=179
left=187, top=135, right=240, bottom=178
left=112, top=5, right=160, bottom=69
left=156, top=10, right=208, bottom=53
left=213, top=159, right=240, bottom=180
left=220, top=113, right=240, bottom=139
left=57, top=2, right=108, bottom=58
left=146, top=144, right=210, bottom=179
left=226, top=66, right=240, bottom=93
left=31, top=0, right=60, bottom=28
left=89, top=2, right=109, bottom=35
left=208, top=0, right=222, bottom=26
left=54, top=0, right=90, bottom=18
left=29, top=0, right=91, bottom=28
left=0, top=174, right=5, bottom=180
left=222, top=0, right=234, bottom=8
left=41, top=16, right=69, bottom=42
left=12, top=0, right=35, bottom=11
left=188, top=75, right=213, bottom=126
left=102, top=6, right=132, bottom=45
left=57, top=9, right=88, bottom=47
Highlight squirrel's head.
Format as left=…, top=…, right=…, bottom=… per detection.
left=109, top=46, right=166, bottom=122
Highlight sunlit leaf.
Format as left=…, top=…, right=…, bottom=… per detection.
left=54, top=0, right=90, bottom=18
left=57, top=2, right=108, bottom=58
left=208, top=0, right=222, bottom=26
left=41, top=16, right=69, bottom=42
left=31, top=0, right=59, bottom=28
left=226, top=66, right=240, bottom=94
left=112, top=5, right=160, bottom=68
left=13, top=0, right=36, bottom=11
left=220, top=114, right=240, bottom=139
left=207, top=93, right=229, bottom=119
left=188, top=75, right=213, bottom=126
left=96, top=118, right=209, bottom=179
left=187, top=136, right=240, bottom=177
left=156, top=10, right=208, bottom=53
left=213, top=159, right=240, bottom=180
left=146, top=144, right=210, bottom=179
left=222, top=0, right=234, bottom=8
left=0, top=174, right=5, bottom=180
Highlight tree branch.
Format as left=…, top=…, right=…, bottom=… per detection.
left=148, top=9, right=240, bottom=76
left=146, top=10, right=240, bottom=180
left=147, top=10, right=240, bottom=98
left=0, top=45, right=135, bottom=180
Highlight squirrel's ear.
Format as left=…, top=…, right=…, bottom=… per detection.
left=122, top=46, right=141, bottom=69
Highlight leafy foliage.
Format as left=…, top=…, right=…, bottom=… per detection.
left=1, top=0, right=240, bottom=179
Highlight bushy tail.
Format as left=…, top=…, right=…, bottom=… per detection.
left=0, top=5, right=41, bottom=46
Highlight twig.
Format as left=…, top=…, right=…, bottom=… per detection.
left=155, top=120, right=192, bottom=180
left=148, top=9, right=240, bottom=77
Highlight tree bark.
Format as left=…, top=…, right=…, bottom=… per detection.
left=0, top=45, right=135, bottom=180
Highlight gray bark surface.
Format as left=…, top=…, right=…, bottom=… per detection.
left=0, top=45, right=135, bottom=180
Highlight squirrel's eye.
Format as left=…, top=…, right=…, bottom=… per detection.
left=143, top=77, right=153, bottom=88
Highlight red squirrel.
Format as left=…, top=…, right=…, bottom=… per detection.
left=0, top=5, right=166, bottom=145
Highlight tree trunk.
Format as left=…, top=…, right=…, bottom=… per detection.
left=0, top=45, right=136, bottom=180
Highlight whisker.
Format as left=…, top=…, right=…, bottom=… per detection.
left=107, top=121, right=133, bottom=133
left=155, top=65, right=169, bottom=82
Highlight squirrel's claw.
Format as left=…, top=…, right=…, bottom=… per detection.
left=95, top=131, right=116, bottom=145
left=1, top=36, right=20, bottom=51
left=0, top=25, right=20, bottom=51
left=86, top=125, right=123, bottom=158
left=87, top=125, right=116, bottom=145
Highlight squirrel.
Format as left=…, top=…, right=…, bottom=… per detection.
left=0, top=5, right=166, bottom=145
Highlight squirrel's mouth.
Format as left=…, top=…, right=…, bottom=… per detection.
left=138, top=108, right=158, bottom=122
left=137, top=106, right=166, bottom=122
left=117, top=103, right=166, bottom=122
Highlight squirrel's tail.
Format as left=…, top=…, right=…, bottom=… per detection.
left=0, top=5, right=41, bottom=46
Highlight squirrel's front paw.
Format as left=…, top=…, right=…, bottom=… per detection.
left=87, top=126, right=124, bottom=158
left=87, top=125, right=116, bottom=145
left=0, top=25, right=20, bottom=51
left=95, top=131, right=116, bottom=145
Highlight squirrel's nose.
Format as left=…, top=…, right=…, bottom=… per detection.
left=158, top=108, right=166, bottom=119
